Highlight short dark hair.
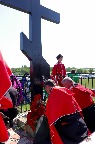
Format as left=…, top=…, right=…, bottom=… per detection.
left=44, top=79, right=56, bottom=87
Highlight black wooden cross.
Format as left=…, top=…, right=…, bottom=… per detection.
left=0, top=0, right=60, bottom=100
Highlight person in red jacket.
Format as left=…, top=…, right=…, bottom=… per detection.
left=61, top=76, right=95, bottom=133
left=44, top=79, right=88, bottom=144
left=51, top=54, right=66, bottom=86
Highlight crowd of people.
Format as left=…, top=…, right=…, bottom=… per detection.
left=0, top=51, right=95, bottom=144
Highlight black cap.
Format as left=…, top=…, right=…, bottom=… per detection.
left=56, top=54, right=63, bottom=60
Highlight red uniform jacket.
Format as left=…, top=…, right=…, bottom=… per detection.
left=71, top=84, right=95, bottom=110
left=51, top=62, right=66, bottom=86
left=45, top=86, right=81, bottom=144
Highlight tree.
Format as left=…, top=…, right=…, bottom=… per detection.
left=89, top=68, right=94, bottom=74
left=76, top=68, right=84, bottom=73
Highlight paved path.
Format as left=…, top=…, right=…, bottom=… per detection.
left=4, top=127, right=34, bottom=144
left=5, top=128, right=94, bottom=144
left=3, top=111, right=95, bottom=144
left=1, top=113, right=33, bottom=144
left=3, top=113, right=34, bottom=144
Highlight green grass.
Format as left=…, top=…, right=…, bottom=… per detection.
left=17, top=103, right=30, bottom=113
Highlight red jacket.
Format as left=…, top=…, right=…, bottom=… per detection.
left=51, top=62, right=66, bottom=86
left=71, top=84, right=94, bottom=109
left=45, top=86, right=81, bottom=144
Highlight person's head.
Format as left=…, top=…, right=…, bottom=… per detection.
left=61, top=77, right=74, bottom=89
left=56, top=54, right=63, bottom=62
left=44, top=79, right=56, bottom=94
left=71, top=69, right=76, bottom=74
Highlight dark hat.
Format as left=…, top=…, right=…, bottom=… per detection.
left=56, top=54, right=63, bottom=60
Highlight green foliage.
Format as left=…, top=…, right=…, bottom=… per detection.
left=11, top=65, right=30, bottom=75
left=11, top=66, right=95, bottom=77
left=89, top=68, right=94, bottom=73
left=66, top=67, right=73, bottom=72
left=76, top=68, right=83, bottom=73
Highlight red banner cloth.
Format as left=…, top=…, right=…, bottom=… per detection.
left=0, top=97, right=13, bottom=109
left=4, top=60, right=12, bottom=76
left=0, top=97, right=13, bottom=142
left=0, top=115, right=9, bottom=142
left=0, top=51, right=11, bottom=99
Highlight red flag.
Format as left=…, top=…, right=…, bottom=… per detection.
left=0, top=115, right=9, bottom=142
left=0, top=51, right=11, bottom=99
left=4, top=60, right=12, bottom=76
left=0, top=97, right=13, bottom=109
left=0, top=97, right=13, bottom=142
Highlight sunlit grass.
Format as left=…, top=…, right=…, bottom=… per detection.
left=17, top=103, right=30, bottom=113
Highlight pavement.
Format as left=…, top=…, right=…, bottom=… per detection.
left=5, top=128, right=95, bottom=144
left=5, top=123, right=94, bottom=144
left=5, top=127, right=34, bottom=144
left=2, top=112, right=95, bottom=144
left=3, top=112, right=34, bottom=144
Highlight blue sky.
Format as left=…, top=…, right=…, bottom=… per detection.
left=0, top=0, right=95, bottom=68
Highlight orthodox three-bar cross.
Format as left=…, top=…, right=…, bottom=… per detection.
left=0, top=0, right=60, bottom=100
